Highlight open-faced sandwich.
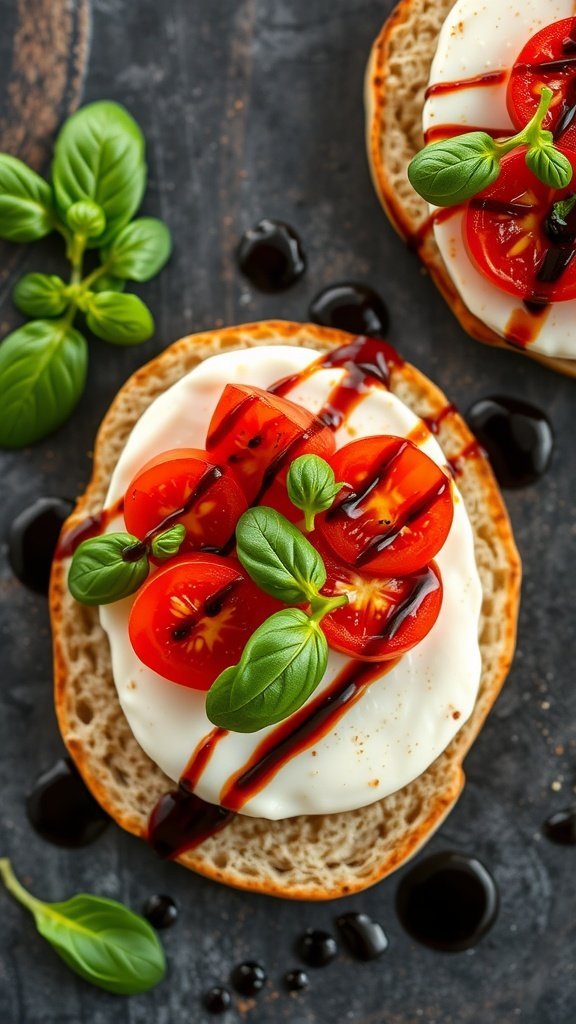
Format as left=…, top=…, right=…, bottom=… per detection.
left=366, top=1, right=576, bottom=375
left=50, top=321, right=520, bottom=899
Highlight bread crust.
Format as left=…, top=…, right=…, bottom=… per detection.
left=365, top=0, right=576, bottom=378
left=50, top=320, right=521, bottom=899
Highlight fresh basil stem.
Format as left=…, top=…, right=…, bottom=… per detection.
left=0, top=857, right=165, bottom=995
left=286, top=454, right=344, bottom=532
left=68, top=524, right=186, bottom=605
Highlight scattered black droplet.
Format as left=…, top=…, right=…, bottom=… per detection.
left=543, top=807, right=576, bottom=845
left=309, top=282, right=389, bottom=337
left=396, top=851, right=499, bottom=952
left=466, top=396, right=553, bottom=488
left=237, top=219, right=306, bottom=291
left=204, top=986, right=232, bottom=1013
left=231, top=961, right=267, bottom=996
left=142, top=893, right=179, bottom=929
left=284, top=968, right=309, bottom=991
left=8, top=497, right=74, bottom=594
left=336, top=912, right=389, bottom=960
left=297, top=928, right=339, bottom=967
left=26, top=757, right=109, bottom=847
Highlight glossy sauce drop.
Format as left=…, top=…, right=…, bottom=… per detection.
left=309, top=282, right=389, bottom=337
left=204, top=986, right=232, bottom=1013
left=542, top=807, right=576, bottom=845
left=8, top=497, right=74, bottom=593
left=231, top=961, right=267, bottom=996
left=297, top=929, right=339, bottom=967
left=396, top=851, right=499, bottom=951
left=142, top=894, right=179, bottom=929
left=147, top=788, right=233, bottom=859
left=466, top=396, right=553, bottom=487
left=336, top=912, right=389, bottom=961
left=237, top=219, right=306, bottom=291
left=26, top=757, right=109, bottom=847
left=284, top=968, right=309, bottom=991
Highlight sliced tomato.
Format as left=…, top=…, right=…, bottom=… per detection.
left=205, top=383, right=335, bottom=504
left=464, top=148, right=576, bottom=302
left=128, top=553, right=281, bottom=689
left=123, top=448, right=247, bottom=552
left=316, top=436, right=453, bottom=576
left=315, top=538, right=443, bottom=661
left=508, top=18, right=576, bottom=150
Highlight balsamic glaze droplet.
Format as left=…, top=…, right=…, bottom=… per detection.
left=284, top=968, right=310, bottom=991
left=309, top=282, right=389, bottom=337
left=543, top=807, right=576, bottom=845
left=237, top=219, right=306, bottom=292
left=8, top=497, right=74, bottom=594
left=204, top=986, right=232, bottom=1013
left=466, top=396, right=553, bottom=488
left=26, top=757, right=109, bottom=847
left=142, top=893, right=179, bottom=929
left=396, top=851, right=499, bottom=952
left=297, top=928, right=339, bottom=967
left=336, top=912, right=389, bottom=961
left=231, top=961, right=267, bottom=996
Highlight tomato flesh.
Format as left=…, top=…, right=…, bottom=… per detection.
left=508, top=18, right=576, bottom=150
left=124, top=447, right=247, bottom=552
left=464, top=148, right=576, bottom=302
left=128, top=553, right=281, bottom=689
left=205, top=383, right=335, bottom=504
left=316, top=436, right=453, bottom=576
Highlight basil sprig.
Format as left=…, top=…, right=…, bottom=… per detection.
left=409, top=86, right=572, bottom=207
left=0, top=101, right=172, bottom=449
left=0, top=858, right=165, bottom=995
left=68, top=525, right=185, bottom=606
left=235, top=506, right=326, bottom=604
left=286, top=454, right=344, bottom=531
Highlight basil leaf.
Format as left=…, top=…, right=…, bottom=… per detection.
left=525, top=144, right=573, bottom=190
left=151, top=524, right=186, bottom=560
left=66, top=199, right=106, bottom=238
left=102, top=217, right=172, bottom=281
left=68, top=532, right=148, bottom=605
left=13, top=273, right=68, bottom=317
left=0, top=859, right=165, bottom=995
left=407, top=133, right=500, bottom=206
left=0, top=155, right=53, bottom=241
left=236, top=506, right=326, bottom=604
left=206, top=608, right=328, bottom=732
left=287, top=454, right=343, bottom=531
left=91, top=273, right=125, bottom=294
left=52, top=101, right=146, bottom=247
left=85, top=291, right=154, bottom=345
left=0, top=320, right=87, bottom=448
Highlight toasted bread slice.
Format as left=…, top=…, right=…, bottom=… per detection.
left=365, top=0, right=576, bottom=378
left=50, top=321, right=520, bottom=900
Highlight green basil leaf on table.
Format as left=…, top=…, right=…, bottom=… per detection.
left=0, top=858, right=165, bottom=995
left=206, top=608, right=328, bottom=732
left=235, top=506, right=326, bottom=604
left=525, top=144, right=573, bottom=190
left=85, top=291, right=154, bottom=345
left=52, top=100, right=146, bottom=247
left=0, top=320, right=87, bottom=448
left=65, top=199, right=106, bottom=239
left=90, top=273, right=126, bottom=294
left=12, top=273, right=68, bottom=317
left=407, top=133, right=500, bottom=206
left=68, top=532, right=149, bottom=605
left=0, top=154, right=54, bottom=241
left=150, top=524, right=186, bottom=560
left=102, top=217, right=172, bottom=281
left=286, top=454, right=344, bottom=531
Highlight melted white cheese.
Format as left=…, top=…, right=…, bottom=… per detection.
left=423, top=0, right=576, bottom=359
left=99, top=346, right=482, bottom=819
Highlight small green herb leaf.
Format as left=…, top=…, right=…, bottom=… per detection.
left=52, top=101, right=146, bottom=247
left=408, top=133, right=500, bottom=206
left=102, top=217, right=172, bottom=281
left=13, top=273, right=68, bottom=317
left=236, top=506, right=326, bottom=604
left=0, top=320, right=87, bottom=448
left=90, top=273, right=126, bottom=293
left=525, top=144, right=573, bottom=190
left=0, top=155, right=54, bottom=241
left=0, top=858, right=165, bottom=995
left=150, top=524, right=186, bottom=560
left=286, top=454, right=344, bottom=532
left=68, top=532, right=149, bottom=605
left=85, top=291, right=154, bottom=345
left=65, top=199, right=106, bottom=238
left=206, top=608, right=328, bottom=732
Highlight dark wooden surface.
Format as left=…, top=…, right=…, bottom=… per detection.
left=0, top=1, right=575, bottom=1021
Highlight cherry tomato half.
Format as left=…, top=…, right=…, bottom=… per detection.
left=508, top=18, right=576, bottom=150
left=464, top=148, right=576, bottom=302
left=128, top=553, right=281, bottom=689
left=315, top=538, right=443, bottom=661
left=205, top=384, right=335, bottom=504
left=124, top=448, right=247, bottom=552
left=316, top=436, right=453, bottom=576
